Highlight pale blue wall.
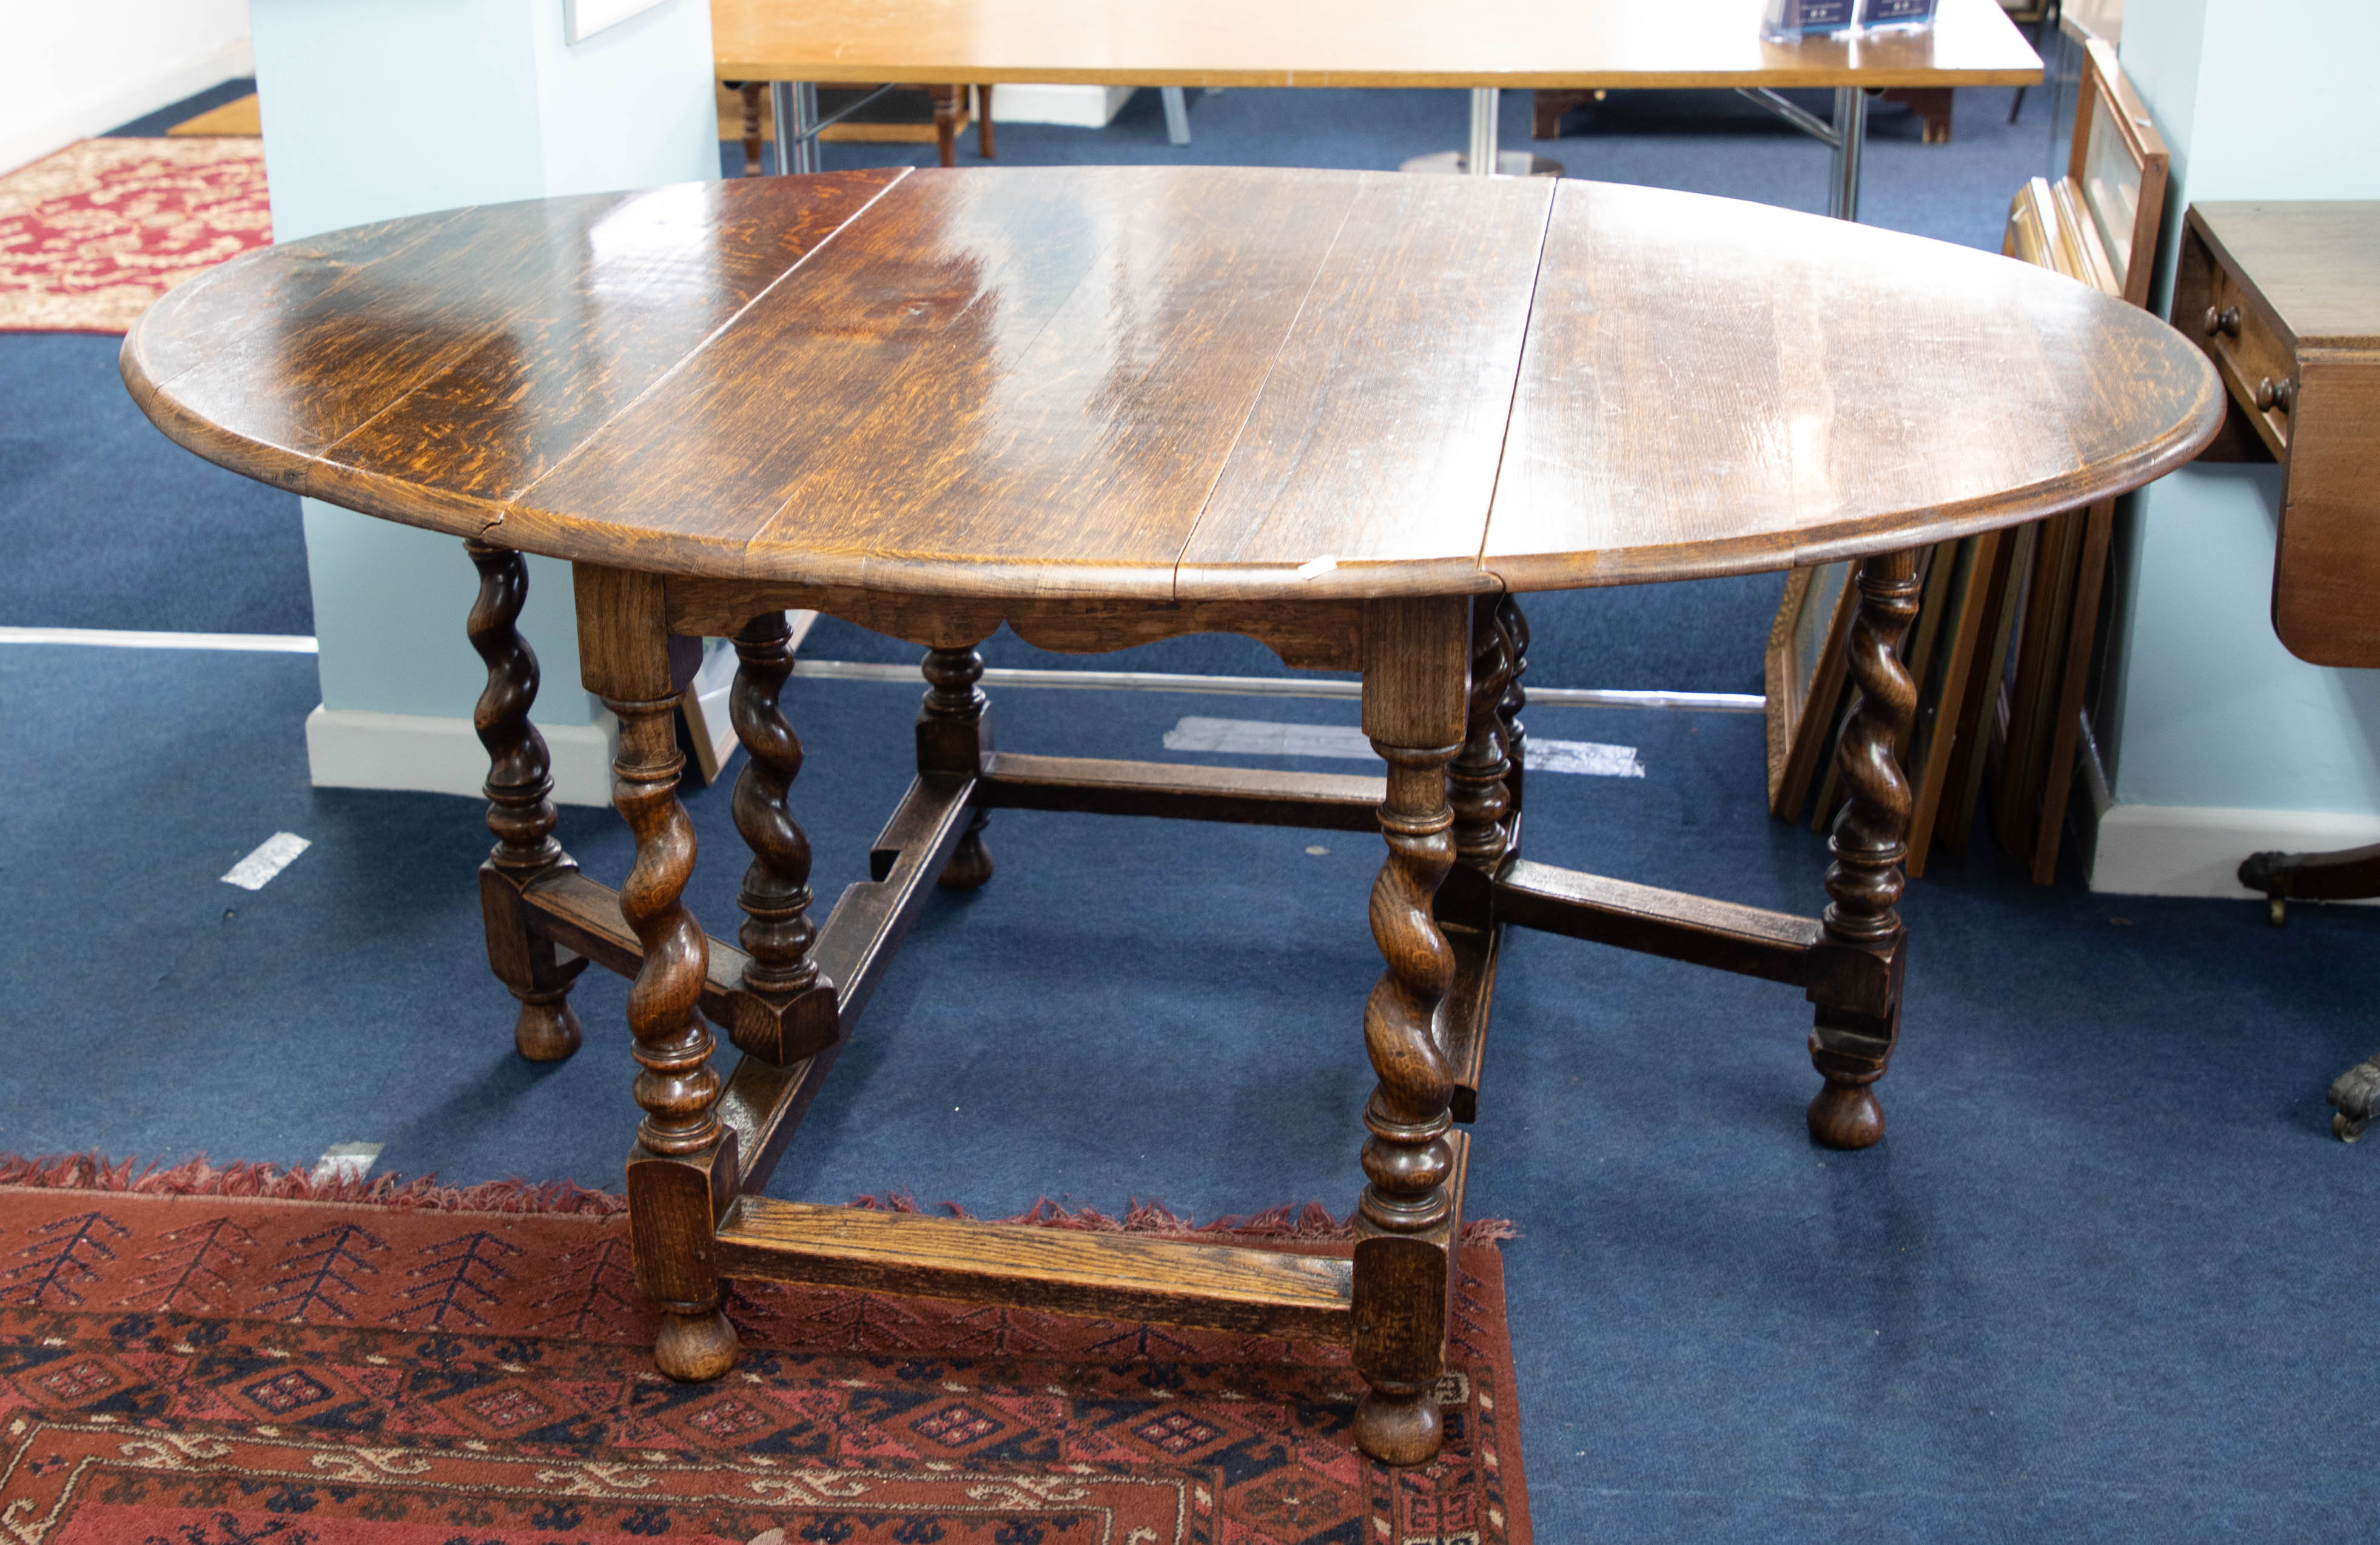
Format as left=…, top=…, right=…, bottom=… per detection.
left=249, top=0, right=717, bottom=729
left=2103, top=0, right=2380, bottom=819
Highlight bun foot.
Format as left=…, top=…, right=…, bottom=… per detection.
left=938, top=813, right=993, bottom=891
left=1353, top=1387, right=1443, bottom=1466
left=654, top=1305, right=739, bottom=1382
left=1807, top=1080, right=1884, bottom=1150
left=513, top=993, right=583, bottom=1062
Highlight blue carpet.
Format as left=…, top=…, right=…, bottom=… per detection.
left=0, top=333, right=312, bottom=635
left=102, top=76, right=259, bottom=138
left=4, top=640, right=2378, bottom=1540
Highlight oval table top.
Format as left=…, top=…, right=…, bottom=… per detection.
left=124, top=166, right=2220, bottom=603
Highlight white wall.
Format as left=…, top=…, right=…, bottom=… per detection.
left=2088, top=0, right=2380, bottom=894
left=0, top=0, right=255, bottom=173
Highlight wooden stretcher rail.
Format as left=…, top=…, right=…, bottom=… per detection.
left=819, top=771, right=980, bottom=1025
left=1439, top=922, right=1500, bottom=1126
left=714, top=1195, right=1357, bottom=1341
left=523, top=868, right=750, bottom=1022
left=980, top=751, right=1383, bottom=829
left=1494, top=859, right=1900, bottom=1019
left=1494, top=859, right=1823, bottom=983
left=710, top=773, right=979, bottom=1196
left=718, top=1048, right=840, bottom=1198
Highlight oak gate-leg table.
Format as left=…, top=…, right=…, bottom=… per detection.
left=124, top=166, right=2217, bottom=1465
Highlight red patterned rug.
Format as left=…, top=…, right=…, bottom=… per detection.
left=0, top=138, right=271, bottom=333
left=0, top=1157, right=1529, bottom=1545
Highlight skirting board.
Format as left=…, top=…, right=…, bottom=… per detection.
left=987, top=84, right=1137, bottom=127
left=306, top=705, right=619, bottom=808
left=2089, top=803, right=2380, bottom=901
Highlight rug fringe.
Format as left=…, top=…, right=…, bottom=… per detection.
left=0, top=1154, right=1515, bottom=1242
left=0, top=1151, right=628, bottom=1215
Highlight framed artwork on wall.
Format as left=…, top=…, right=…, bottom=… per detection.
left=565, top=0, right=672, bottom=45
left=1764, top=560, right=1858, bottom=819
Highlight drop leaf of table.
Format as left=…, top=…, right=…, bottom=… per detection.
left=122, top=166, right=2219, bottom=1466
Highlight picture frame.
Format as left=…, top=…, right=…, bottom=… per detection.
left=1765, top=560, right=1859, bottom=819
left=564, top=0, right=673, bottom=46
left=1988, top=36, right=2168, bottom=879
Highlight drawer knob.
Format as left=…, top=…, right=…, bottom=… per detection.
left=2255, top=376, right=2295, bottom=413
left=2205, top=305, right=2242, bottom=338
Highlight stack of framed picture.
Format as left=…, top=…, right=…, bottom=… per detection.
left=1767, top=35, right=2168, bottom=882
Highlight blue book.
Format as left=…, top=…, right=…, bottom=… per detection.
left=1761, top=0, right=1858, bottom=41
left=1861, top=0, right=1940, bottom=28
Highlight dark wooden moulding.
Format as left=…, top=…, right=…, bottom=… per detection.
left=468, top=548, right=1915, bottom=1405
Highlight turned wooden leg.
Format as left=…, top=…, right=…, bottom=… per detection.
left=919, top=645, right=995, bottom=889
left=1439, top=597, right=1518, bottom=932
left=1450, top=598, right=1518, bottom=874
left=738, top=82, right=764, bottom=176
left=576, top=565, right=740, bottom=1382
left=727, top=613, right=838, bottom=1064
left=1807, top=549, right=1920, bottom=1151
left=1352, top=597, right=1470, bottom=1467
left=1495, top=594, right=1530, bottom=829
left=465, top=539, right=587, bottom=1063
left=2240, top=840, right=2380, bottom=926
left=977, top=83, right=995, bottom=158
left=931, top=84, right=960, bottom=168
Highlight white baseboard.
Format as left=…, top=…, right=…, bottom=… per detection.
left=989, top=84, right=1137, bottom=127
left=2089, top=802, right=2380, bottom=900
left=0, top=38, right=255, bottom=175
left=305, top=705, right=619, bottom=808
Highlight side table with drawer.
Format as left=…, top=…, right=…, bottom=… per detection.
left=2171, top=201, right=2380, bottom=666
left=2174, top=202, right=2380, bottom=1138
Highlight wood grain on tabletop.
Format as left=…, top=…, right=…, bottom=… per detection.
left=516, top=165, right=1371, bottom=595
left=711, top=0, right=2040, bottom=89
left=324, top=170, right=907, bottom=523
left=1483, top=178, right=2222, bottom=592
left=126, top=166, right=2220, bottom=604
left=119, top=170, right=907, bottom=532
left=1173, top=173, right=1549, bottom=600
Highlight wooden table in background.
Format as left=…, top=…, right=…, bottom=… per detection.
left=715, top=0, right=2042, bottom=218
left=124, top=165, right=2214, bottom=1464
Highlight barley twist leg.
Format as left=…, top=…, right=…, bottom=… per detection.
left=1808, top=549, right=1921, bottom=1150
left=919, top=646, right=995, bottom=890
left=465, top=538, right=584, bottom=1062
left=608, top=691, right=736, bottom=1378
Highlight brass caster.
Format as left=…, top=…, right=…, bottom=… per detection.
left=2268, top=895, right=2288, bottom=928
left=2334, top=1111, right=2370, bottom=1144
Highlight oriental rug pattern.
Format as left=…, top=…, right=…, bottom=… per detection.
left=0, top=139, right=271, bottom=333
left=0, top=1169, right=1528, bottom=1545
